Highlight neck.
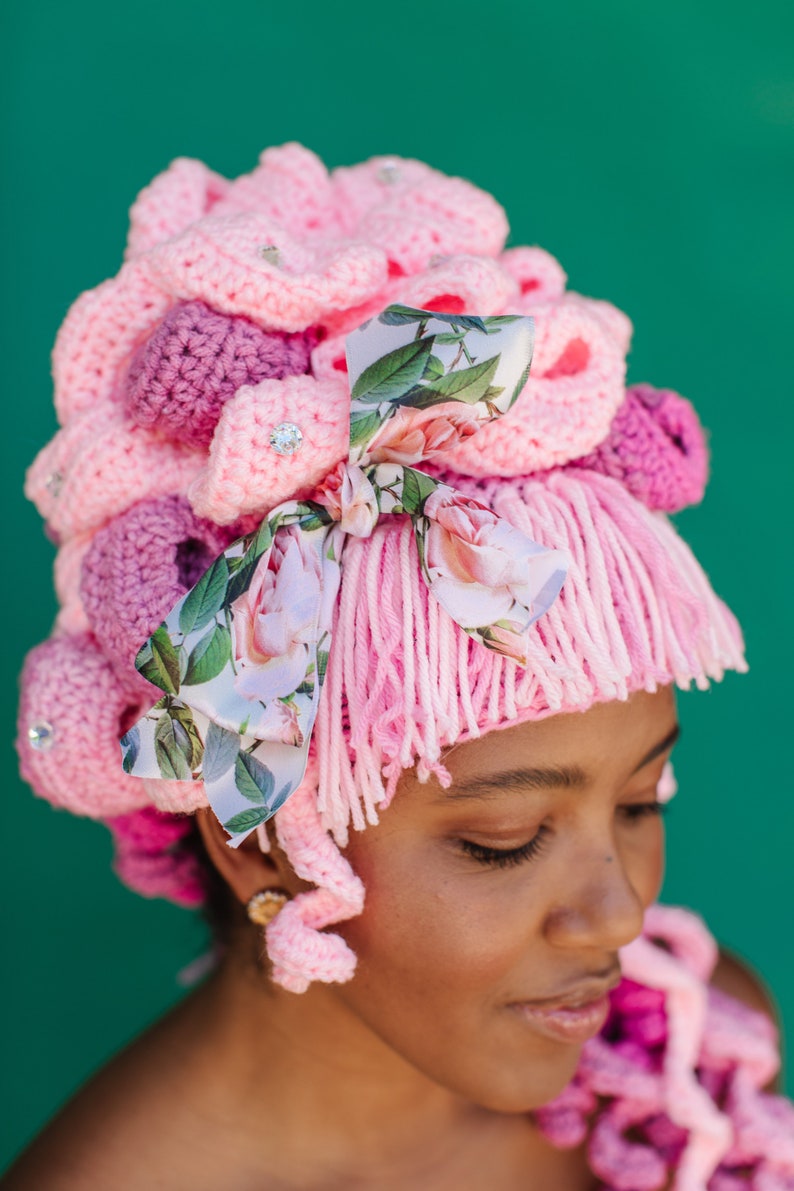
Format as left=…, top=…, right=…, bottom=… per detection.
left=177, top=945, right=551, bottom=1184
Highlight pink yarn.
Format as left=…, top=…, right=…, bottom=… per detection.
left=104, top=806, right=205, bottom=907
left=571, top=383, right=709, bottom=512
left=536, top=906, right=794, bottom=1190
left=17, top=634, right=150, bottom=817
left=188, top=374, right=350, bottom=523
left=125, top=301, right=314, bottom=448
left=80, top=495, right=236, bottom=695
left=52, top=258, right=173, bottom=423
left=25, top=401, right=204, bottom=538
left=18, top=142, right=781, bottom=1184
left=53, top=531, right=93, bottom=634
left=266, top=769, right=365, bottom=992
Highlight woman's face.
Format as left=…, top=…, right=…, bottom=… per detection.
left=331, top=687, right=675, bottom=1112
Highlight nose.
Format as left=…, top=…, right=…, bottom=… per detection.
left=542, top=846, right=646, bottom=953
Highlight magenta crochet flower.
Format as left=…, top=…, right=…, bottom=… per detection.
left=104, top=806, right=205, bottom=907
left=125, top=300, right=314, bottom=448
left=571, top=383, right=709, bottom=512
left=80, top=495, right=237, bottom=697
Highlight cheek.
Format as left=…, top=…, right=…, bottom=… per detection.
left=624, top=820, right=666, bottom=908
left=341, top=845, right=528, bottom=1001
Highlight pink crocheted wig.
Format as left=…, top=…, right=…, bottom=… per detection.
left=19, top=145, right=794, bottom=1191
left=19, top=140, right=741, bottom=951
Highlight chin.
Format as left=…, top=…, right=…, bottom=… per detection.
left=464, top=1044, right=583, bottom=1115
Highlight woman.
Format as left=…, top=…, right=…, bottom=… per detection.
left=8, top=144, right=794, bottom=1188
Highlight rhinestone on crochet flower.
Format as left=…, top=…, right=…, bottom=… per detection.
left=269, top=422, right=303, bottom=455
left=257, top=244, right=282, bottom=265
left=376, top=163, right=401, bottom=184
left=28, top=721, right=56, bottom=751
left=45, top=471, right=64, bottom=498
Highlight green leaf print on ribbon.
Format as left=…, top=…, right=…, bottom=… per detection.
left=122, top=304, right=568, bottom=847
left=138, top=625, right=182, bottom=695
left=397, top=354, right=501, bottom=409
left=154, top=705, right=202, bottom=780
left=222, top=806, right=271, bottom=836
left=178, top=555, right=230, bottom=635
left=234, top=750, right=275, bottom=803
left=183, top=623, right=232, bottom=686
left=202, top=722, right=241, bottom=783
left=350, top=336, right=435, bottom=404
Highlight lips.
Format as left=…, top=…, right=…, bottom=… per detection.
left=508, top=969, right=621, bottom=1045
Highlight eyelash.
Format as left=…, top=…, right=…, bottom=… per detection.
left=458, top=801, right=667, bottom=869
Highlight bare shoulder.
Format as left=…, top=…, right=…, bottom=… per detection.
left=1, top=981, right=260, bottom=1191
left=710, top=946, right=781, bottom=1093
left=710, top=946, right=779, bottom=1024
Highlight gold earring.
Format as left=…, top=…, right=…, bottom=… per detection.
left=246, top=889, right=289, bottom=927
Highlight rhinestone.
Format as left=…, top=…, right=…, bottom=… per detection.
left=45, top=471, right=64, bottom=498
left=376, top=162, right=401, bottom=184
left=269, top=422, right=303, bottom=455
left=28, top=721, right=56, bottom=751
left=257, top=244, right=282, bottom=265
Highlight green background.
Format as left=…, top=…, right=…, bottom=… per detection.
left=2, top=0, right=792, bottom=1168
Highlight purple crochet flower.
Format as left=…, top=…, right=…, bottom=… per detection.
left=125, top=300, right=315, bottom=448
left=571, top=383, right=708, bottom=512
left=104, top=806, right=205, bottom=907
left=80, top=494, right=237, bottom=696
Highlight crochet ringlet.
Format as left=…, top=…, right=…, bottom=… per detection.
left=18, top=145, right=794, bottom=1189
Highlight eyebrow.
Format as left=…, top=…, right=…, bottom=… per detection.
left=442, top=724, right=681, bottom=802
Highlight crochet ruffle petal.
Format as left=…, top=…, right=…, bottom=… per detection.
left=126, top=156, right=231, bottom=259
left=26, top=402, right=205, bottom=538
left=214, top=142, right=342, bottom=239
left=188, top=374, right=350, bottom=523
left=17, top=634, right=152, bottom=817
left=145, top=211, right=389, bottom=333
left=52, top=259, right=172, bottom=423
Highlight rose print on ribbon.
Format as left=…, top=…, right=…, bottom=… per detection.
left=122, top=306, right=568, bottom=845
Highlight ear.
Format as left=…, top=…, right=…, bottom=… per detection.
left=195, top=808, right=297, bottom=907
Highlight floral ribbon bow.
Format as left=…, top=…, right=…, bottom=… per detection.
left=121, top=306, right=568, bottom=845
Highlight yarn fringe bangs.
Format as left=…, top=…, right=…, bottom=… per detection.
left=312, top=468, right=746, bottom=846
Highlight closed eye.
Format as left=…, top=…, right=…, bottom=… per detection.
left=458, top=828, right=550, bottom=869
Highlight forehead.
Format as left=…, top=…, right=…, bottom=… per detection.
left=404, top=686, right=678, bottom=799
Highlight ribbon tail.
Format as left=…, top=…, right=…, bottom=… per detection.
left=378, top=468, right=568, bottom=666
left=121, top=698, right=319, bottom=847
left=121, top=509, right=342, bottom=843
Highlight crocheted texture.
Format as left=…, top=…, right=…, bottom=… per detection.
left=535, top=906, right=794, bottom=1190
left=20, top=143, right=744, bottom=939
left=104, top=806, right=205, bottom=908
left=570, top=383, right=709, bottom=513
left=17, top=634, right=151, bottom=817
left=125, top=301, right=314, bottom=448
left=17, top=143, right=772, bottom=1182
left=80, top=495, right=236, bottom=696
left=301, top=467, right=745, bottom=845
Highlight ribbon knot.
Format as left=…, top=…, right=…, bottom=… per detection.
left=121, top=306, right=568, bottom=844
left=317, top=462, right=380, bottom=538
